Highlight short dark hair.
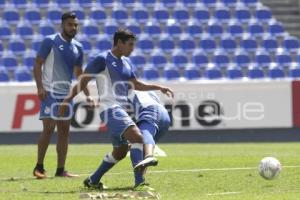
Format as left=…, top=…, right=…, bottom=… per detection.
left=113, top=28, right=136, bottom=46
left=61, top=12, right=77, bottom=22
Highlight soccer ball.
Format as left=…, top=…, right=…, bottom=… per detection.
left=258, top=157, right=282, bottom=180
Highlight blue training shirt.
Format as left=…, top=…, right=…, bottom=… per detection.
left=85, top=51, right=136, bottom=112
left=37, top=33, right=83, bottom=94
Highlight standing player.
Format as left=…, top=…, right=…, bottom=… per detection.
left=58, top=28, right=173, bottom=190
left=33, top=12, right=91, bottom=178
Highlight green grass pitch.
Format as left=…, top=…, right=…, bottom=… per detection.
left=0, top=143, right=300, bottom=200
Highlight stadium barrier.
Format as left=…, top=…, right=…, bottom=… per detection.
left=0, top=80, right=298, bottom=132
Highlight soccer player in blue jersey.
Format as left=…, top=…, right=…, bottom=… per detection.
left=58, top=28, right=173, bottom=190
left=33, top=12, right=91, bottom=178
left=128, top=90, right=170, bottom=166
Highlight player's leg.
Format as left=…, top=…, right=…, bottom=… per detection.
left=34, top=118, right=56, bottom=178
left=84, top=144, right=129, bottom=189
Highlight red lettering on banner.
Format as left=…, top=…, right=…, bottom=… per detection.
left=292, top=81, right=300, bottom=127
left=12, top=94, right=40, bottom=129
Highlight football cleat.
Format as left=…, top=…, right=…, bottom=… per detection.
left=83, top=177, right=108, bottom=190
left=134, top=156, right=158, bottom=171
left=33, top=168, right=47, bottom=179
left=55, top=171, right=79, bottom=178
left=133, top=182, right=155, bottom=191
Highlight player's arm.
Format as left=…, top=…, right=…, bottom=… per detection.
left=74, top=66, right=93, bottom=104
left=130, top=78, right=174, bottom=98
left=33, top=38, right=52, bottom=100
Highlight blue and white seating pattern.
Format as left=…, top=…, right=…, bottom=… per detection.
left=0, top=0, right=300, bottom=82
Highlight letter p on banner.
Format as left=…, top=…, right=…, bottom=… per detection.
left=12, top=94, right=40, bottom=129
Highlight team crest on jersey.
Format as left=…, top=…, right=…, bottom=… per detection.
left=44, top=106, right=50, bottom=114
left=112, top=62, right=117, bottom=67
left=59, top=45, right=64, bottom=51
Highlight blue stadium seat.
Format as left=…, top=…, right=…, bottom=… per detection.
left=90, top=7, right=106, bottom=23
left=13, top=0, right=27, bottom=8
left=126, top=20, right=142, bottom=36
left=214, top=6, right=231, bottom=23
left=33, top=0, right=49, bottom=8
left=140, top=0, right=156, bottom=8
left=289, top=67, right=300, bottom=78
left=132, top=5, right=149, bottom=23
left=193, top=5, right=210, bottom=24
left=0, top=41, right=3, bottom=56
left=282, top=36, right=300, bottom=53
left=14, top=67, right=33, bottom=82
left=16, top=20, right=33, bottom=39
left=268, top=22, right=285, bottom=37
left=120, top=0, right=136, bottom=7
left=83, top=19, right=99, bottom=39
left=182, top=0, right=198, bottom=7
left=192, top=49, right=209, bottom=69
left=220, top=34, right=237, bottom=53
left=233, top=50, right=251, bottom=68
left=8, top=35, right=26, bottom=55
left=227, top=20, right=244, bottom=38
left=255, top=7, right=272, bottom=23
left=248, top=21, right=264, bottom=38
left=47, top=5, right=62, bottom=24
left=97, top=0, right=114, bottom=8
left=164, top=67, right=180, bottom=80
left=199, top=35, right=217, bottom=53
left=70, top=3, right=85, bottom=20
left=184, top=67, right=201, bottom=80
left=144, top=20, right=162, bottom=38
left=262, top=35, right=278, bottom=52
left=241, top=36, right=258, bottom=53
left=153, top=4, right=170, bottom=23
left=205, top=67, right=222, bottom=79
left=22, top=50, right=36, bottom=69
left=77, top=0, right=93, bottom=8
left=76, top=34, right=92, bottom=53
left=173, top=6, right=190, bottom=23
left=159, top=34, right=175, bottom=53
left=162, top=0, right=177, bottom=7
left=255, top=50, right=271, bottom=66
left=137, top=34, right=154, bottom=53
left=3, top=5, right=20, bottom=24
left=227, top=67, right=243, bottom=79
left=248, top=66, right=264, bottom=79
left=222, top=0, right=237, bottom=7
left=143, top=67, right=160, bottom=80
left=212, top=50, right=230, bottom=68
left=112, top=6, right=128, bottom=23
left=87, top=49, right=100, bottom=62
left=207, top=20, right=223, bottom=37
left=235, top=6, right=251, bottom=23
left=149, top=49, right=167, bottom=68
left=242, top=0, right=258, bottom=7
left=171, top=49, right=189, bottom=68
left=95, top=35, right=112, bottom=52
left=203, top=0, right=217, bottom=8
left=186, top=19, right=203, bottom=37
left=55, top=0, right=71, bottom=8
left=31, top=34, right=43, bottom=52
left=130, top=50, right=146, bottom=68
left=39, top=19, right=55, bottom=36
left=104, top=19, right=118, bottom=35
left=24, top=6, right=41, bottom=24
left=276, top=53, right=292, bottom=67
left=166, top=22, right=182, bottom=38
left=0, top=0, right=6, bottom=9
left=268, top=66, right=285, bottom=79
left=0, top=20, right=12, bottom=39
left=1, top=50, right=18, bottom=71
left=0, top=67, right=9, bottom=82
left=179, top=34, right=196, bottom=53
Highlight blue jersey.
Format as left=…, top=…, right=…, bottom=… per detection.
left=85, top=51, right=136, bottom=112
left=37, top=33, right=83, bottom=94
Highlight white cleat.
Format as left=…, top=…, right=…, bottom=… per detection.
left=134, top=156, right=158, bottom=171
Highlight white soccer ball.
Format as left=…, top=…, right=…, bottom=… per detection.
left=258, top=157, right=282, bottom=180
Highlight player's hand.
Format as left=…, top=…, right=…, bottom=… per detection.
left=37, top=87, right=47, bottom=100
left=86, top=96, right=96, bottom=109
left=160, top=86, right=174, bottom=98
left=58, top=99, right=71, bottom=117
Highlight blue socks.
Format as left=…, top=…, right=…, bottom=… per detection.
left=130, top=143, right=144, bottom=186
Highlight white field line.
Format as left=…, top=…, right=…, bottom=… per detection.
left=1, top=165, right=300, bottom=181
left=207, top=191, right=242, bottom=196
